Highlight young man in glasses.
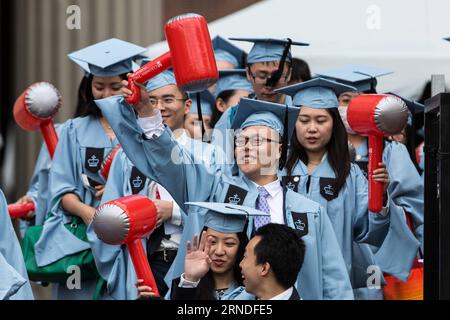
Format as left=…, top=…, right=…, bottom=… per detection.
left=95, top=87, right=354, bottom=299
left=211, top=38, right=309, bottom=167
left=87, top=70, right=222, bottom=299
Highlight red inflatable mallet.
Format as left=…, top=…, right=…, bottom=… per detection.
left=347, top=94, right=408, bottom=212
left=9, top=82, right=61, bottom=219
left=93, top=195, right=160, bottom=297
left=125, top=13, right=218, bottom=105
left=13, top=82, right=61, bottom=158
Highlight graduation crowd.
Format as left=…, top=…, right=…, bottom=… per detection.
left=0, top=33, right=424, bottom=301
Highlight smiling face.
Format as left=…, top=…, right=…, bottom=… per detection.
left=205, top=228, right=240, bottom=275
left=147, top=84, right=190, bottom=131
left=91, top=76, right=124, bottom=99
left=235, top=125, right=282, bottom=179
left=246, top=61, right=291, bottom=103
left=239, top=235, right=263, bottom=294
left=295, top=106, right=333, bottom=153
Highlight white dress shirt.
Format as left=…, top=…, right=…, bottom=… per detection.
left=252, top=179, right=284, bottom=225
left=269, top=287, right=294, bottom=300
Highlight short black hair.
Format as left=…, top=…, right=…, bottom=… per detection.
left=254, top=223, right=305, bottom=289
left=210, top=89, right=239, bottom=128
left=288, top=58, right=311, bottom=84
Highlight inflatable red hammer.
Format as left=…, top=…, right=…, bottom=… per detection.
left=347, top=94, right=408, bottom=212
left=13, top=82, right=61, bottom=158
left=10, top=82, right=61, bottom=219
left=126, top=13, right=218, bottom=105
left=93, top=195, right=160, bottom=297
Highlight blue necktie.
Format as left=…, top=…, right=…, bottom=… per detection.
left=254, top=186, right=271, bottom=230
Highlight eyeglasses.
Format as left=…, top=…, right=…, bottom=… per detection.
left=148, top=97, right=186, bottom=107
left=235, top=135, right=281, bottom=147
left=247, top=70, right=290, bottom=85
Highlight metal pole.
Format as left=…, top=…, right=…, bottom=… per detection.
left=424, top=78, right=450, bottom=299
left=424, top=93, right=440, bottom=299
left=438, top=93, right=450, bottom=299
left=424, top=74, right=445, bottom=299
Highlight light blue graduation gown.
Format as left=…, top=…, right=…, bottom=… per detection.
left=19, top=141, right=50, bottom=238
left=354, top=140, right=423, bottom=299
left=210, top=105, right=236, bottom=169
left=95, top=95, right=354, bottom=300
left=21, top=123, right=67, bottom=235
left=355, top=140, right=424, bottom=252
left=0, top=189, right=34, bottom=300
left=35, top=116, right=119, bottom=299
left=230, top=287, right=256, bottom=300
left=217, top=284, right=255, bottom=300
left=87, top=133, right=218, bottom=300
left=281, top=158, right=419, bottom=299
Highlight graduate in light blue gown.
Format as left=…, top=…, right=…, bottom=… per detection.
left=322, top=66, right=425, bottom=255
left=0, top=188, right=34, bottom=300
left=212, top=38, right=304, bottom=168
left=210, top=69, right=253, bottom=162
left=35, top=38, right=147, bottom=300
left=349, top=133, right=424, bottom=299
left=87, top=70, right=221, bottom=299
left=212, top=38, right=303, bottom=142
left=276, top=77, right=420, bottom=299
left=184, top=90, right=215, bottom=142
left=157, top=202, right=262, bottom=301
left=95, top=88, right=354, bottom=299
left=207, top=35, right=249, bottom=103
left=352, top=140, right=424, bottom=249
left=143, top=203, right=303, bottom=300
left=381, top=94, right=425, bottom=250
left=211, top=69, right=253, bottom=127
left=317, top=66, right=423, bottom=295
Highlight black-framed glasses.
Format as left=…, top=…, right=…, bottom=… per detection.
left=247, top=69, right=290, bottom=86
left=148, top=97, right=187, bottom=107
left=234, top=135, right=281, bottom=147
